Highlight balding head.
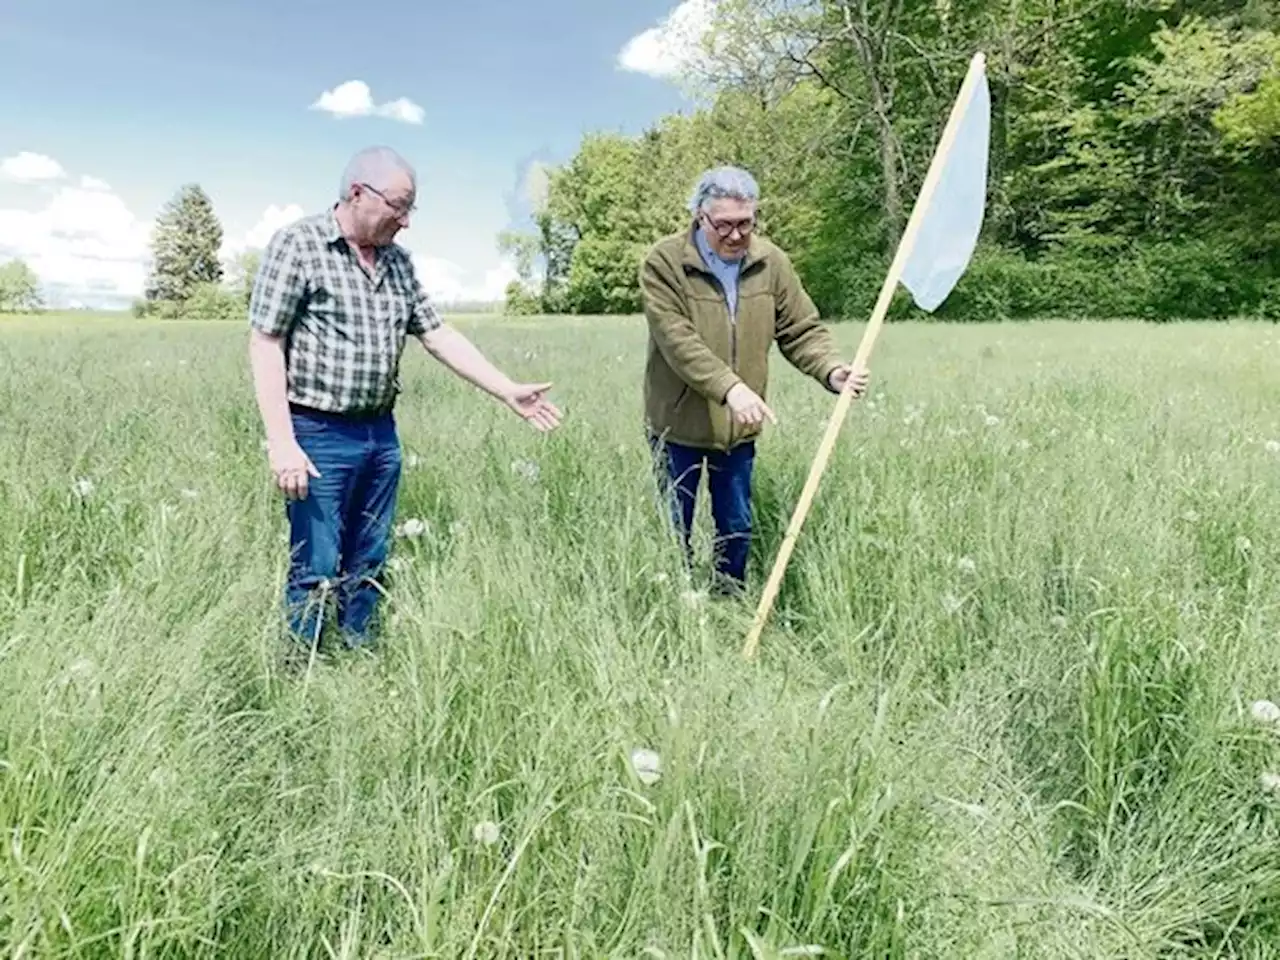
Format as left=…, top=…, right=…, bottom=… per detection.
left=335, top=146, right=417, bottom=248
left=339, top=146, right=416, bottom=202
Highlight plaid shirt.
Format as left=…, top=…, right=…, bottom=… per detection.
left=248, top=206, right=443, bottom=414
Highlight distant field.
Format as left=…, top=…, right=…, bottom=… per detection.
left=3, top=315, right=1280, bottom=958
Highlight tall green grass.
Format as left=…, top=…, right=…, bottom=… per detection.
left=2, top=316, right=1280, bottom=957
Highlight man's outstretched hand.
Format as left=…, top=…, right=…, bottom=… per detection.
left=503, top=382, right=563, bottom=432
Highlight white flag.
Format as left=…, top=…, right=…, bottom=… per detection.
left=897, top=53, right=991, bottom=312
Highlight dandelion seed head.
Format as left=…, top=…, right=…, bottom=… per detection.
left=511, top=459, right=540, bottom=482
left=396, top=518, right=427, bottom=538
left=681, top=589, right=705, bottom=607
left=1250, top=699, right=1280, bottom=724
left=630, top=747, right=662, bottom=785
left=472, top=820, right=500, bottom=845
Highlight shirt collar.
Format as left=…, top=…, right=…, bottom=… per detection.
left=323, top=204, right=344, bottom=246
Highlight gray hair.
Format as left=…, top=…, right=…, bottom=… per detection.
left=339, top=146, right=416, bottom=201
left=687, top=165, right=759, bottom=214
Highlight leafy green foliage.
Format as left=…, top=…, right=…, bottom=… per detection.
left=144, top=184, right=225, bottom=306
left=511, top=0, right=1280, bottom=321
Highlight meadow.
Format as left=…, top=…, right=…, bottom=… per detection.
left=2, top=313, right=1280, bottom=958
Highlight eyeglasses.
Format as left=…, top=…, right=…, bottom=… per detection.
left=702, top=212, right=755, bottom=238
left=359, top=182, right=416, bottom=217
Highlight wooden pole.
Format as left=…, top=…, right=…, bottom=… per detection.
left=742, top=52, right=987, bottom=661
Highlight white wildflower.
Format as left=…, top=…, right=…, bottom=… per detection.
left=630, top=747, right=662, bottom=786
left=956, top=556, right=976, bottom=575
left=1266, top=441, right=1280, bottom=454
left=396, top=518, right=427, bottom=538
left=1050, top=615, right=1068, bottom=630
left=180, top=488, right=198, bottom=500
left=511, top=458, right=540, bottom=482
left=472, top=820, right=500, bottom=846
left=449, top=520, right=465, bottom=536
left=681, top=589, right=705, bottom=608
left=72, top=477, right=94, bottom=499
left=984, top=414, right=1000, bottom=427
left=405, top=453, right=421, bottom=469
left=1236, top=535, right=1252, bottom=554
left=941, top=593, right=964, bottom=616
left=1260, top=772, right=1280, bottom=795
left=1250, top=699, right=1280, bottom=725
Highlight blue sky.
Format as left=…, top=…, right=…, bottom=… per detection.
left=0, top=0, right=709, bottom=308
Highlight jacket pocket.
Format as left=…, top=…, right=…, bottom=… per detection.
left=672, top=384, right=689, bottom=413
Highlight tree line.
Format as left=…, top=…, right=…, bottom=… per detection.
left=500, top=0, right=1280, bottom=322
left=0, top=184, right=257, bottom=319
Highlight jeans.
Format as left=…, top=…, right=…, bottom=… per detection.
left=649, top=435, right=757, bottom=589
left=284, top=406, right=401, bottom=648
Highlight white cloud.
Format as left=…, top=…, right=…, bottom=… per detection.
left=235, top=203, right=306, bottom=254
left=1, top=151, right=66, bottom=183
left=310, top=80, right=425, bottom=124
left=412, top=253, right=516, bottom=304
left=618, top=0, right=714, bottom=79
left=376, top=97, right=426, bottom=125
left=0, top=155, right=151, bottom=308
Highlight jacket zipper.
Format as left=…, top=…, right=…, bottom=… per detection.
left=722, top=273, right=737, bottom=445
left=700, top=261, right=741, bottom=447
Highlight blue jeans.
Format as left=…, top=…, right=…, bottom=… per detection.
left=649, top=435, right=756, bottom=589
left=285, top=407, right=401, bottom=648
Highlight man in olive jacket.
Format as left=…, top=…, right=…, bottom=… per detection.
left=641, top=165, right=870, bottom=594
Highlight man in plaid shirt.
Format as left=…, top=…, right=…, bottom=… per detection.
left=248, top=145, right=561, bottom=656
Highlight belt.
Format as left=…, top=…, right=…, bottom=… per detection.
left=289, top=402, right=392, bottom=422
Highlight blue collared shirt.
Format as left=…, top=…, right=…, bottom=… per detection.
left=694, top=226, right=742, bottom=320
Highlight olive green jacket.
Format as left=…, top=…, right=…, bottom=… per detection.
left=640, top=225, right=843, bottom=451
